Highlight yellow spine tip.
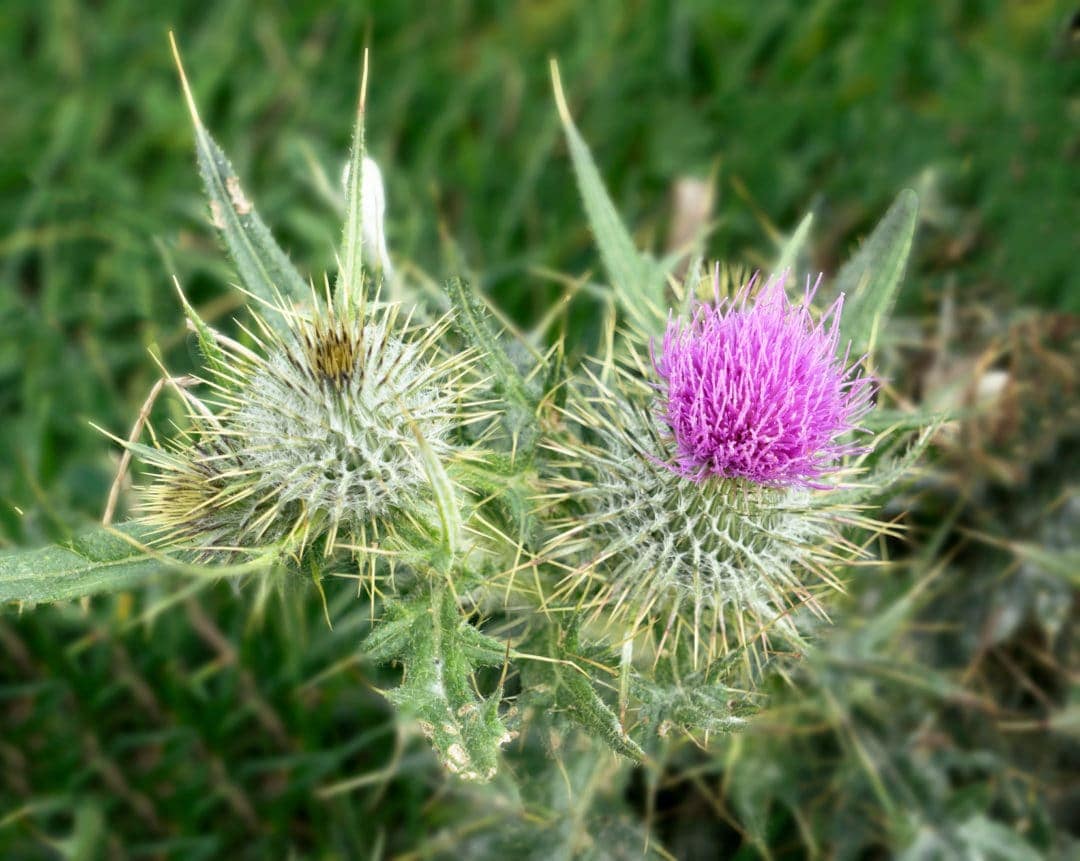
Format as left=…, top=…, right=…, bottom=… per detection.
left=168, top=30, right=202, bottom=128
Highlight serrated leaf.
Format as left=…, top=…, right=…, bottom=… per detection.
left=521, top=625, right=644, bottom=762
left=558, top=661, right=645, bottom=762
left=551, top=61, right=666, bottom=336
left=0, top=523, right=167, bottom=604
left=837, top=189, right=919, bottom=355
left=457, top=621, right=512, bottom=667
left=632, top=666, right=754, bottom=738
left=171, top=35, right=308, bottom=317
left=361, top=588, right=511, bottom=781
left=358, top=603, right=415, bottom=663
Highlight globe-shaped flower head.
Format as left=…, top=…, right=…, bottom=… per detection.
left=656, top=273, right=874, bottom=487
left=137, top=297, right=477, bottom=564
left=547, top=271, right=880, bottom=653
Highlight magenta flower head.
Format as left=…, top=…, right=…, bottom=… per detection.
left=654, top=271, right=874, bottom=487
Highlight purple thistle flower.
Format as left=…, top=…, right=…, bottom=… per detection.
left=654, top=271, right=874, bottom=487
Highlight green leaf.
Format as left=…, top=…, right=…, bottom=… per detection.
left=361, top=587, right=511, bottom=781
left=336, top=51, right=369, bottom=313
left=171, top=35, right=308, bottom=315
left=0, top=523, right=167, bottom=604
left=822, top=423, right=938, bottom=509
left=861, top=406, right=948, bottom=434
left=558, top=660, right=645, bottom=762
left=172, top=276, right=227, bottom=371
left=444, top=277, right=539, bottom=461
left=551, top=61, right=666, bottom=336
left=520, top=624, right=644, bottom=762
left=632, top=663, right=755, bottom=739
left=773, top=211, right=814, bottom=278
left=455, top=461, right=542, bottom=552
left=837, top=189, right=919, bottom=355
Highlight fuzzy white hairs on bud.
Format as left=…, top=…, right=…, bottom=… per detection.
left=138, top=299, right=475, bottom=560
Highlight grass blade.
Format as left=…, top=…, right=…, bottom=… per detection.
left=774, top=211, right=814, bottom=279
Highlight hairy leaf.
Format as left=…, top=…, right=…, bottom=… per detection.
left=171, top=35, right=308, bottom=315
left=551, top=61, right=666, bottom=336
left=633, top=661, right=755, bottom=739
left=361, top=588, right=511, bottom=781
left=0, top=523, right=166, bottom=604
left=336, top=52, right=369, bottom=311
left=837, top=189, right=919, bottom=355
left=444, top=277, right=540, bottom=461
left=521, top=625, right=644, bottom=762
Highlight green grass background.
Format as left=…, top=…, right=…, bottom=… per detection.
left=2, top=1, right=1077, bottom=857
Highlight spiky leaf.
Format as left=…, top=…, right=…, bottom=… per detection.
left=551, top=62, right=666, bottom=336
left=520, top=625, right=644, bottom=762
left=556, top=659, right=645, bottom=762
left=171, top=35, right=308, bottom=314
left=837, top=189, right=919, bottom=355
left=632, top=663, right=756, bottom=739
left=444, top=276, right=540, bottom=461
left=362, top=587, right=511, bottom=781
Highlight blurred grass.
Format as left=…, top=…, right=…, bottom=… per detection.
left=1, top=0, right=1077, bottom=857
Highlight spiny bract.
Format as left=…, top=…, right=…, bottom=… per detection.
left=137, top=296, right=476, bottom=561
left=548, top=390, right=850, bottom=639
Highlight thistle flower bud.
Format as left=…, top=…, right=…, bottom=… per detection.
left=138, top=297, right=475, bottom=562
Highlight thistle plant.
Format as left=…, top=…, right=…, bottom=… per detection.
left=0, top=43, right=930, bottom=831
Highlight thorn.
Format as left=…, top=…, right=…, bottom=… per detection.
left=358, top=47, right=370, bottom=118
left=168, top=31, right=202, bottom=129
left=549, top=58, right=572, bottom=126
